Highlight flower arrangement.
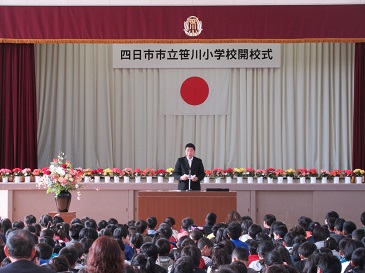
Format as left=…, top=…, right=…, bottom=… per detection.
left=353, top=169, right=365, bottom=177
left=265, top=168, right=276, bottom=178
left=92, top=168, right=104, bottom=177
left=83, top=168, right=92, bottom=177
left=255, top=169, right=265, bottom=178
left=22, top=168, right=32, bottom=177
left=134, top=168, right=144, bottom=177
left=143, top=168, right=155, bottom=177
left=0, top=168, right=12, bottom=177
left=32, top=168, right=43, bottom=177
left=307, top=168, right=318, bottom=177
left=233, top=168, right=245, bottom=177
left=224, top=168, right=234, bottom=178
left=320, top=169, right=331, bottom=178
left=204, top=169, right=212, bottom=177
left=112, top=168, right=122, bottom=177
left=284, top=168, right=296, bottom=177
left=155, top=169, right=167, bottom=177
left=211, top=168, right=224, bottom=178
left=245, top=168, right=255, bottom=177
left=12, top=168, right=22, bottom=176
left=103, top=168, right=114, bottom=177
left=296, top=168, right=307, bottom=178
left=36, top=152, right=83, bottom=196
left=122, top=168, right=134, bottom=177
left=330, top=169, right=341, bottom=177
left=341, top=170, right=353, bottom=177
left=275, top=169, right=285, bottom=177
left=165, top=168, right=174, bottom=177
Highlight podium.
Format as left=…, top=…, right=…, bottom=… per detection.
left=48, top=211, right=76, bottom=224
left=138, top=191, right=237, bottom=227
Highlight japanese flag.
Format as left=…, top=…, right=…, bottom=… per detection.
left=160, top=69, right=230, bottom=115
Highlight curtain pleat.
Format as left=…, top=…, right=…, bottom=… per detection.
left=352, top=43, right=365, bottom=169
left=0, top=44, right=38, bottom=169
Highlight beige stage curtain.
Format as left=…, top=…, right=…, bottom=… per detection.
left=35, top=43, right=354, bottom=170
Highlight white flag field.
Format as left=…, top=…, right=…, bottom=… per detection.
left=160, top=69, right=230, bottom=116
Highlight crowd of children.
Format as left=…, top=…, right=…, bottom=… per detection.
left=1, top=210, right=365, bottom=273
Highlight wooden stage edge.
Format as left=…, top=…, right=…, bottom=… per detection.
left=138, top=190, right=237, bottom=227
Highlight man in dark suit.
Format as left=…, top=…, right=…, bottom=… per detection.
left=174, top=143, right=205, bottom=191
left=0, top=229, right=55, bottom=273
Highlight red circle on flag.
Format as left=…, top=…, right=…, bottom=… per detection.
left=180, top=77, right=209, bottom=106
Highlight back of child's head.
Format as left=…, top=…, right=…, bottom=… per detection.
left=264, top=250, right=283, bottom=267
left=298, top=241, right=317, bottom=258
left=351, top=247, right=365, bottom=269
left=36, top=242, right=53, bottom=260
left=197, top=237, right=213, bottom=250
left=361, top=212, right=365, bottom=227
left=135, top=220, right=148, bottom=233
left=325, top=211, right=339, bottom=222
left=241, top=219, right=253, bottom=235
left=343, top=221, right=357, bottom=235
left=140, top=242, right=159, bottom=261
left=146, top=216, right=158, bottom=229
left=231, top=246, right=249, bottom=262
left=273, top=225, right=288, bottom=239
left=255, top=232, right=271, bottom=242
left=39, top=235, right=55, bottom=249
left=69, top=223, right=84, bottom=240
left=39, top=214, right=53, bottom=228
left=12, top=220, right=25, bottom=229
left=107, top=218, right=118, bottom=225
left=264, top=214, right=277, bottom=227
left=248, top=224, right=263, bottom=239
left=334, top=218, right=345, bottom=232
left=308, top=222, right=321, bottom=233
left=246, top=239, right=258, bottom=255
left=98, top=228, right=112, bottom=237
left=130, top=232, right=144, bottom=249
left=97, top=220, right=108, bottom=230
left=49, top=256, right=70, bottom=272
left=54, top=222, right=68, bottom=240
left=69, top=241, right=85, bottom=259
left=205, top=212, right=217, bottom=226
left=257, top=240, right=274, bottom=259
left=58, top=246, right=79, bottom=267
left=24, top=214, right=37, bottom=226
left=79, top=227, right=98, bottom=241
left=84, top=219, right=97, bottom=230
left=189, top=229, right=204, bottom=242
left=113, top=226, right=128, bottom=240
left=80, top=237, right=94, bottom=254
left=312, top=226, right=330, bottom=242
left=283, top=231, right=296, bottom=247
left=52, top=216, right=64, bottom=225
left=297, top=216, right=312, bottom=231
left=326, top=217, right=337, bottom=232
left=156, top=238, right=171, bottom=256
left=180, top=245, right=202, bottom=268
left=165, top=217, right=176, bottom=227
left=341, top=238, right=363, bottom=261
left=227, top=221, right=243, bottom=240
left=352, top=229, right=365, bottom=241
left=158, top=224, right=173, bottom=239
left=181, top=217, right=194, bottom=231
left=323, top=237, right=338, bottom=251
left=270, top=221, right=286, bottom=238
